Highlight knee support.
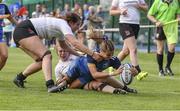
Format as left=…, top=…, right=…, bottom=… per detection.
left=97, top=83, right=108, bottom=91
left=35, top=50, right=51, bottom=62
left=85, top=82, right=107, bottom=91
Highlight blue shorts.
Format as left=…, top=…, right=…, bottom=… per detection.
left=0, top=29, right=5, bottom=43
left=66, top=57, right=94, bottom=86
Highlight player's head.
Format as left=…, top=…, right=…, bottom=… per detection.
left=64, top=13, right=81, bottom=32
left=55, top=40, right=70, bottom=61
left=56, top=46, right=70, bottom=61
left=99, top=39, right=114, bottom=60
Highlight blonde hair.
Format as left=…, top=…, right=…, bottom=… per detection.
left=100, top=40, right=114, bottom=53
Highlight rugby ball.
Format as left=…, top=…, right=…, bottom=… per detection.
left=120, top=63, right=133, bottom=85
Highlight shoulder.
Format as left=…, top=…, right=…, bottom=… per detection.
left=68, top=55, right=79, bottom=61
left=86, top=55, right=96, bottom=63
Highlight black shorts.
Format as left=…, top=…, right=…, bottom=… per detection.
left=119, top=23, right=140, bottom=40
left=155, top=27, right=166, bottom=40
left=13, top=20, right=37, bottom=47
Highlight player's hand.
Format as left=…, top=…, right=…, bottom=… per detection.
left=129, top=67, right=138, bottom=76
left=110, top=65, right=124, bottom=76
left=155, top=21, right=163, bottom=27
left=120, top=8, right=128, bottom=15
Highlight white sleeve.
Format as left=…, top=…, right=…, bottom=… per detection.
left=111, top=0, right=119, bottom=7
left=59, top=20, right=74, bottom=36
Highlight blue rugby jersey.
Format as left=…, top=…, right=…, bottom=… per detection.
left=67, top=54, right=121, bottom=84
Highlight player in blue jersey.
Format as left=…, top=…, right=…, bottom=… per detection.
left=56, top=36, right=138, bottom=94
left=0, top=0, right=17, bottom=71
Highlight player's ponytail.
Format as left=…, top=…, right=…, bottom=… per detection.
left=58, top=12, right=81, bottom=24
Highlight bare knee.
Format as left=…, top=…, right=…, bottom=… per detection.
left=168, top=44, right=175, bottom=53
left=0, top=53, right=8, bottom=62
left=43, top=53, right=52, bottom=60
left=35, top=50, right=52, bottom=62
left=130, top=48, right=137, bottom=55
left=157, top=47, right=164, bottom=54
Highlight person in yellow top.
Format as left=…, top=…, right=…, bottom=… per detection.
left=147, top=0, right=180, bottom=76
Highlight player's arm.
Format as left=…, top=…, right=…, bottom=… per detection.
left=57, top=39, right=81, bottom=57
left=87, top=63, right=123, bottom=79
left=109, top=6, right=127, bottom=16
left=65, top=34, right=102, bottom=61
left=4, top=4, right=18, bottom=25
left=136, top=3, right=148, bottom=12
left=0, top=14, right=10, bottom=19
left=147, top=14, right=163, bottom=27
left=7, top=15, right=18, bottom=25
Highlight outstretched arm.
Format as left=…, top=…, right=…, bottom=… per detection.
left=109, top=6, right=128, bottom=16
left=65, top=34, right=102, bottom=61
left=57, top=39, right=81, bottom=57
left=0, top=14, right=10, bottom=19
left=7, top=15, right=18, bottom=25
left=88, top=63, right=123, bottom=79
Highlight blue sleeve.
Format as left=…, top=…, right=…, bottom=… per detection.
left=86, top=55, right=97, bottom=64
left=109, top=56, right=121, bottom=69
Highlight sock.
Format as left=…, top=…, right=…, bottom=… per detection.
left=17, top=72, right=27, bottom=81
left=166, top=51, right=175, bottom=68
left=156, top=53, right=163, bottom=71
left=46, top=79, right=54, bottom=88
left=133, top=65, right=141, bottom=73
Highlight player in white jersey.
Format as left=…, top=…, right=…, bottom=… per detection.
left=54, top=40, right=78, bottom=81
left=12, top=13, right=102, bottom=93
left=109, top=0, right=148, bottom=80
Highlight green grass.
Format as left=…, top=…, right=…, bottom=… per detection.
left=0, top=48, right=180, bottom=110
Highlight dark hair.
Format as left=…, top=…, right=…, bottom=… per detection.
left=58, top=12, right=81, bottom=24
left=100, top=40, right=114, bottom=53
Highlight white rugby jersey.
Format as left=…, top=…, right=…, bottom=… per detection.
left=111, top=0, right=146, bottom=24
left=30, top=17, right=74, bottom=40
left=55, top=55, right=78, bottom=80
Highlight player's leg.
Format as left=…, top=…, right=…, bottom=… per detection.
left=97, top=76, right=137, bottom=93
left=0, top=43, right=8, bottom=70
left=84, top=81, right=127, bottom=94
left=69, top=79, right=83, bottom=89
left=0, top=29, right=8, bottom=70
left=165, top=43, right=176, bottom=76
left=14, top=36, right=59, bottom=92
left=117, top=42, right=129, bottom=61
left=156, top=40, right=165, bottom=76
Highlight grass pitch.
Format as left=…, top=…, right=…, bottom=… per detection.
left=0, top=48, right=180, bottom=110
